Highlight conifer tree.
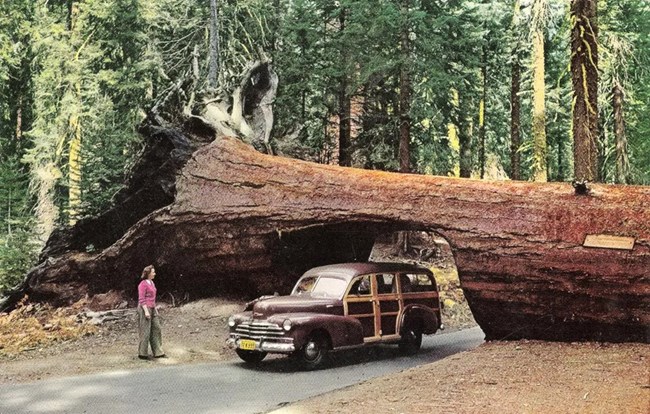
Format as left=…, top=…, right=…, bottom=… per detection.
left=570, top=0, right=599, bottom=182
left=509, top=0, right=523, bottom=180
left=531, top=0, right=549, bottom=182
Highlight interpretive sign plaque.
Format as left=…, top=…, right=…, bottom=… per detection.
left=583, top=234, right=635, bottom=250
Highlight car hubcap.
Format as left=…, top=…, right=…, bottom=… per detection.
left=304, top=341, right=320, bottom=360
left=407, top=330, right=416, bottom=342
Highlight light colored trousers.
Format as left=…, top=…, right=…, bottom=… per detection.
left=137, top=305, right=164, bottom=357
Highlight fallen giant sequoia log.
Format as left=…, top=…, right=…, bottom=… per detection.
left=8, top=135, right=650, bottom=343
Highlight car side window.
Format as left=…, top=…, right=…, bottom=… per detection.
left=404, top=273, right=434, bottom=292
left=349, top=275, right=371, bottom=296
left=399, top=274, right=414, bottom=293
left=376, top=274, right=394, bottom=294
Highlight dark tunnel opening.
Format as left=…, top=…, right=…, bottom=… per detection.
left=269, top=222, right=386, bottom=285
left=264, top=223, right=477, bottom=332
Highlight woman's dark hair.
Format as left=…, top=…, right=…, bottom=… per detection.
left=141, top=265, right=155, bottom=279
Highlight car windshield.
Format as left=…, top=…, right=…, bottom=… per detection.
left=292, top=275, right=348, bottom=299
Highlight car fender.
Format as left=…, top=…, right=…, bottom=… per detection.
left=268, top=313, right=364, bottom=350
left=400, top=305, right=439, bottom=335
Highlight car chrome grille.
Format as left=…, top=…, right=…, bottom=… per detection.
left=235, top=321, right=285, bottom=338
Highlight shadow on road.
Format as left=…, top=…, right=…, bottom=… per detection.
left=235, top=328, right=483, bottom=373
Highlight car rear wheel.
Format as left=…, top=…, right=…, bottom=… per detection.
left=236, top=349, right=268, bottom=364
left=399, top=325, right=422, bottom=355
left=297, top=333, right=329, bottom=370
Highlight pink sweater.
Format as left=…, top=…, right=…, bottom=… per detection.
left=138, top=279, right=157, bottom=308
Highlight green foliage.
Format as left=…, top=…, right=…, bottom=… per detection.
left=0, top=228, right=39, bottom=293
left=617, top=0, right=650, bottom=184
left=24, top=0, right=155, bottom=225
left=1, top=0, right=650, bottom=297
left=272, top=0, right=332, bottom=160
left=0, top=156, right=38, bottom=294
left=0, top=1, right=37, bottom=296
left=0, top=0, right=34, bottom=155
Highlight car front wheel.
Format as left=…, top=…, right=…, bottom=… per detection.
left=399, top=325, right=422, bottom=355
left=236, top=349, right=267, bottom=364
left=296, top=333, right=329, bottom=370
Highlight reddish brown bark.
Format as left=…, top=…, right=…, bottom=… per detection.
left=479, top=50, right=487, bottom=179
left=510, top=59, right=521, bottom=180
left=459, top=94, right=473, bottom=178
left=571, top=0, right=599, bottom=182
left=7, top=135, right=650, bottom=343
left=510, top=1, right=522, bottom=181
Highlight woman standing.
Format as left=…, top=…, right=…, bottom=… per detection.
left=137, top=265, right=166, bottom=360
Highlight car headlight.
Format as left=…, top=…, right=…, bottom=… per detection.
left=228, top=316, right=236, bottom=327
left=282, top=319, right=292, bottom=331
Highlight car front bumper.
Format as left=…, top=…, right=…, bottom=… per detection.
left=228, top=320, right=296, bottom=353
left=227, top=335, right=296, bottom=353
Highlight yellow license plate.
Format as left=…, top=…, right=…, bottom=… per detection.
left=239, top=339, right=256, bottom=350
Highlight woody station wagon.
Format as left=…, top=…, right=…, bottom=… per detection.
left=227, top=262, right=443, bottom=369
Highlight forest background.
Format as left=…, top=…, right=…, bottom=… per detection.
left=0, top=0, right=649, bottom=297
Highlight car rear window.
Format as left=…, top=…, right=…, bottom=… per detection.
left=403, top=273, right=435, bottom=293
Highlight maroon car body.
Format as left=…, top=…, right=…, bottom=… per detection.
left=227, top=262, right=443, bottom=368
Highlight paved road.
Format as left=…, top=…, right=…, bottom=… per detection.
left=0, top=327, right=484, bottom=414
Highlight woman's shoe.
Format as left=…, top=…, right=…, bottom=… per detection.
left=154, top=354, right=167, bottom=358
left=138, top=355, right=150, bottom=360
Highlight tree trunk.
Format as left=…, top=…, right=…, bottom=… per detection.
left=448, top=88, right=460, bottom=177
left=6, top=133, right=649, bottom=344
left=15, top=95, right=23, bottom=143
left=531, top=23, right=547, bottom=182
left=208, top=0, right=219, bottom=90
left=398, top=0, right=411, bottom=174
left=66, top=0, right=74, bottom=31
left=479, top=50, right=487, bottom=179
left=571, top=0, right=599, bottom=182
left=459, top=107, right=473, bottom=178
left=338, top=82, right=352, bottom=167
left=598, top=119, right=608, bottom=182
left=338, top=8, right=351, bottom=167
left=612, top=80, right=629, bottom=184
left=270, top=0, right=281, bottom=52
left=557, top=138, right=564, bottom=181
left=510, top=0, right=522, bottom=181
left=67, top=109, right=81, bottom=225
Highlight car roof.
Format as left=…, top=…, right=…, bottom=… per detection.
left=302, top=262, right=432, bottom=281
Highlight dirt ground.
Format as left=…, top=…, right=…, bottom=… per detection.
left=0, top=298, right=242, bottom=384
left=1, top=297, right=648, bottom=414
left=272, top=340, right=649, bottom=414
